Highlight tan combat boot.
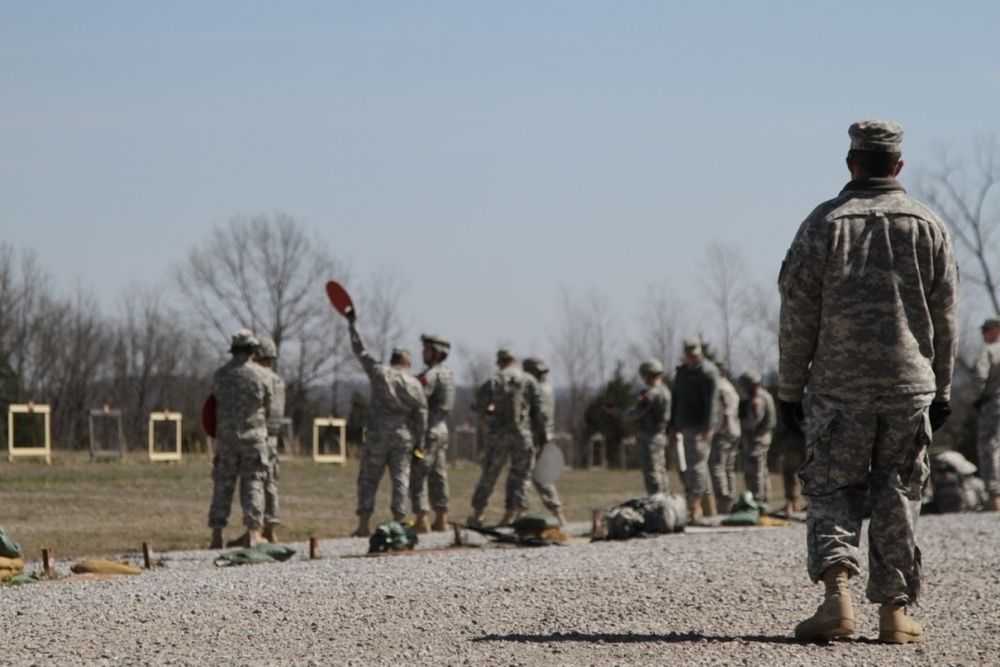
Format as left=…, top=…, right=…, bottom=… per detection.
left=352, top=514, right=372, bottom=538
left=431, top=510, right=449, bottom=532
left=227, top=529, right=262, bottom=548
left=413, top=512, right=432, bottom=534
left=467, top=510, right=485, bottom=528
left=717, top=496, right=734, bottom=515
left=210, top=528, right=223, bottom=550
left=701, top=493, right=718, bottom=518
left=794, top=564, right=855, bottom=640
left=987, top=493, right=1000, bottom=512
left=261, top=523, right=279, bottom=543
left=498, top=508, right=520, bottom=527
left=552, top=508, right=567, bottom=526
left=879, top=603, right=923, bottom=644
left=784, top=499, right=797, bottom=517
left=687, top=494, right=703, bottom=524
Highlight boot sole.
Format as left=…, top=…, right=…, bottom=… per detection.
left=878, top=631, right=922, bottom=644
left=795, top=619, right=855, bottom=641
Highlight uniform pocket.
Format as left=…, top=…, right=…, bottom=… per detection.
left=901, top=413, right=932, bottom=500
left=799, top=412, right=836, bottom=493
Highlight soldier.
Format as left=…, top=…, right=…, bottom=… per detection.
left=348, top=314, right=428, bottom=537
left=410, top=334, right=455, bottom=533
left=970, top=318, right=1000, bottom=511
left=737, top=370, right=776, bottom=505
left=614, top=358, right=672, bottom=496
left=468, top=348, right=549, bottom=527
left=255, top=338, right=285, bottom=543
left=709, top=361, right=742, bottom=513
left=779, top=120, right=958, bottom=643
left=208, top=329, right=274, bottom=549
left=523, top=355, right=566, bottom=525
left=669, top=336, right=720, bottom=522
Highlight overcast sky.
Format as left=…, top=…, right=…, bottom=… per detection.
left=3, top=2, right=999, bottom=381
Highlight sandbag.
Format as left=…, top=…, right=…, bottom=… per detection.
left=511, top=513, right=561, bottom=536
left=368, top=521, right=418, bottom=554
left=721, top=491, right=763, bottom=526
left=0, top=556, right=25, bottom=571
left=0, top=526, right=22, bottom=559
left=70, top=559, right=142, bottom=575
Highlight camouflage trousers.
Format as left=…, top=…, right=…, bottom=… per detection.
left=264, top=435, right=280, bottom=525
left=709, top=431, right=740, bottom=502
left=410, top=427, right=450, bottom=514
left=208, top=438, right=269, bottom=529
left=742, top=436, right=772, bottom=503
left=637, top=431, right=669, bottom=495
left=532, top=443, right=562, bottom=511
left=357, top=432, right=412, bottom=519
left=800, top=394, right=930, bottom=604
left=976, top=404, right=1000, bottom=494
left=778, top=431, right=806, bottom=502
left=680, top=428, right=712, bottom=495
left=471, top=429, right=535, bottom=511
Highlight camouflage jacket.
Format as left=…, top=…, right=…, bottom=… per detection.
left=778, top=178, right=958, bottom=405
left=534, top=379, right=556, bottom=447
left=738, top=387, right=776, bottom=446
left=715, top=377, right=741, bottom=438
left=624, top=383, right=672, bottom=437
left=474, top=366, right=547, bottom=443
left=418, top=363, right=455, bottom=437
left=971, top=341, right=1000, bottom=406
left=264, top=367, right=286, bottom=437
left=350, top=321, right=428, bottom=447
left=213, top=355, right=273, bottom=445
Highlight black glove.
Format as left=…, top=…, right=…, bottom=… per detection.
left=973, top=396, right=986, bottom=411
left=778, top=400, right=804, bottom=436
left=928, top=400, right=952, bottom=432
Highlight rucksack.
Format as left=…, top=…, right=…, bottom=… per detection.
left=489, top=371, right=527, bottom=428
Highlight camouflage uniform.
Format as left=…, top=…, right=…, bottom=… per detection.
left=411, top=356, right=455, bottom=514
left=208, top=335, right=274, bottom=531
left=971, top=337, right=1000, bottom=495
left=738, top=382, right=776, bottom=504
left=350, top=321, right=428, bottom=519
left=709, top=376, right=741, bottom=507
left=624, top=383, right=672, bottom=495
left=471, top=353, right=549, bottom=513
left=258, top=339, right=285, bottom=527
left=531, top=370, right=562, bottom=510
left=671, top=356, right=720, bottom=496
left=779, top=151, right=958, bottom=604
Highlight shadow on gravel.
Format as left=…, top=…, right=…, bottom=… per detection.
left=472, top=631, right=810, bottom=645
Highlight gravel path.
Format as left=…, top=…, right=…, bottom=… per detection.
left=2, top=512, right=998, bottom=666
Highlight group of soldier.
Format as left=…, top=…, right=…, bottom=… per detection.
left=204, top=119, right=1000, bottom=645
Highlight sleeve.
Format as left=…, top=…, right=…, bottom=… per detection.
left=762, top=392, right=777, bottom=434
left=349, top=320, right=378, bottom=380
left=622, top=390, right=652, bottom=422
left=403, top=377, right=429, bottom=450
left=472, top=377, right=494, bottom=415
left=928, top=227, right=959, bottom=402
left=778, top=219, right=827, bottom=402
left=526, top=379, right=549, bottom=447
left=705, top=368, right=720, bottom=431
left=267, top=375, right=286, bottom=436
left=971, top=347, right=991, bottom=399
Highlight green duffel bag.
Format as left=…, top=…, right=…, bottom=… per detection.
left=0, top=526, right=22, bottom=559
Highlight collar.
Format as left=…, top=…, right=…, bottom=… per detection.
left=841, top=177, right=905, bottom=194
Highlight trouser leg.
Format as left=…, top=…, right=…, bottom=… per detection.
left=505, top=431, right=536, bottom=511
left=471, top=435, right=508, bottom=511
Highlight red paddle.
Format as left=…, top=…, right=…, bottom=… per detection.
left=201, top=394, right=216, bottom=438
left=325, top=280, right=356, bottom=319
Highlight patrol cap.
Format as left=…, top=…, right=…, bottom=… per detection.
left=639, top=358, right=664, bottom=376
left=391, top=347, right=411, bottom=363
left=257, top=337, right=278, bottom=359
left=496, top=347, right=516, bottom=362
left=849, top=120, right=903, bottom=153
left=982, top=318, right=1000, bottom=331
left=682, top=335, right=702, bottom=355
left=420, top=334, right=451, bottom=354
left=523, top=356, right=549, bottom=375
left=738, top=370, right=762, bottom=387
left=230, top=329, right=258, bottom=350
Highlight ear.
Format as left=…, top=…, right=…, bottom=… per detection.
left=846, top=155, right=857, bottom=178
left=894, top=158, right=904, bottom=177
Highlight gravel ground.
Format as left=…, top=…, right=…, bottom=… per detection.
left=2, top=512, right=998, bottom=667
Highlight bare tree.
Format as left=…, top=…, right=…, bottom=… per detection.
left=738, top=281, right=780, bottom=380
left=355, top=266, right=410, bottom=365
left=172, top=213, right=353, bottom=429
left=628, top=280, right=686, bottom=378
left=549, top=287, right=620, bottom=463
left=701, top=241, right=751, bottom=369
left=913, top=137, right=1000, bottom=316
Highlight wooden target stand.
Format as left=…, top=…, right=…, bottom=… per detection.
left=148, top=409, right=183, bottom=462
left=6, top=402, right=52, bottom=464
left=312, top=417, right=347, bottom=464
left=89, top=404, right=125, bottom=461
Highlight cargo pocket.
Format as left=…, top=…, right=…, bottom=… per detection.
left=799, top=411, right=836, bottom=494
left=901, top=413, right=932, bottom=500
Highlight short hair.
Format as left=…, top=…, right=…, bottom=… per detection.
left=390, top=351, right=408, bottom=365
left=848, top=149, right=901, bottom=177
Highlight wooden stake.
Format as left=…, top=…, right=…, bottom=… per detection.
left=42, top=548, right=55, bottom=576
left=309, top=537, right=319, bottom=560
left=591, top=509, right=604, bottom=537
left=142, top=542, right=154, bottom=569
left=453, top=522, right=463, bottom=547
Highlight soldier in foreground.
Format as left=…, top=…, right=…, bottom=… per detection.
left=410, top=334, right=455, bottom=533
left=709, top=361, right=741, bottom=513
left=468, top=348, right=548, bottom=527
left=523, top=356, right=566, bottom=525
left=615, top=358, right=671, bottom=496
left=208, top=329, right=275, bottom=549
left=669, top=336, right=720, bottom=522
left=736, top=370, right=775, bottom=505
left=348, top=314, right=428, bottom=537
left=779, top=120, right=958, bottom=643
left=970, top=318, right=1000, bottom=511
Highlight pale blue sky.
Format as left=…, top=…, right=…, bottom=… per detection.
left=3, top=2, right=999, bottom=380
